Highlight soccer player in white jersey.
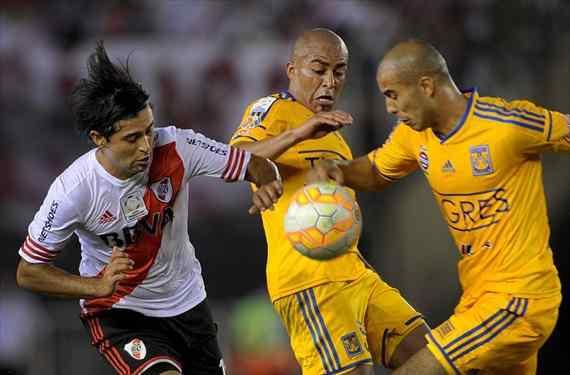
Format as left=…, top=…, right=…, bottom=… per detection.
left=15, top=42, right=283, bottom=375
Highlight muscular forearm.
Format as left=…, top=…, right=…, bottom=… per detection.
left=245, top=154, right=280, bottom=186
left=233, top=130, right=301, bottom=160
left=338, top=157, right=392, bottom=192
left=16, top=260, right=104, bottom=299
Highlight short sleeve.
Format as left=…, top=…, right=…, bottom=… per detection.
left=367, top=124, right=418, bottom=181
left=497, top=100, right=570, bottom=154
left=230, top=96, right=285, bottom=145
left=19, top=179, right=80, bottom=264
left=549, top=113, right=570, bottom=153
left=176, top=128, right=251, bottom=182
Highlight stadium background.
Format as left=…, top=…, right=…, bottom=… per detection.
left=1, top=1, right=568, bottom=374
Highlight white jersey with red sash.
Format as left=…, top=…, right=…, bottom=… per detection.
left=19, top=126, right=250, bottom=317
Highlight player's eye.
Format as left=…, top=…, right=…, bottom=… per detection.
left=125, top=135, right=139, bottom=143
left=385, top=91, right=397, bottom=100
left=335, top=70, right=347, bottom=79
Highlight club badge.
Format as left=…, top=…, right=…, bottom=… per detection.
left=470, top=144, right=494, bottom=176
left=124, top=338, right=146, bottom=360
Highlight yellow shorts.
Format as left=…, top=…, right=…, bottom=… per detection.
left=273, top=268, right=425, bottom=375
left=426, top=292, right=561, bottom=374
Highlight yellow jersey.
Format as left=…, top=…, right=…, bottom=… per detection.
left=231, top=92, right=367, bottom=302
left=369, top=89, right=569, bottom=299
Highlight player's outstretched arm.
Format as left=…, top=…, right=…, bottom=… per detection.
left=234, top=110, right=353, bottom=160
left=16, top=246, right=133, bottom=299
left=307, top=156, right=392, bottom=191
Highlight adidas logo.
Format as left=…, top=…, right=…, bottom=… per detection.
left=99, top=210, right=116, bottom=224
left=442, top=160, right=455, bottom=173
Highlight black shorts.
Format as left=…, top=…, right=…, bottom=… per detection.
left=80, top=299, right=227, bottom=374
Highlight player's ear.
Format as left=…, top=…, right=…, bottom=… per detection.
left=89, top=130, right=107, bottom=147
left=286, top=62, right=295, bottom=80
left=418, top=76, right=435, bottom=97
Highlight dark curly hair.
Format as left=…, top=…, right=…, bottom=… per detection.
left=70, top=41, right=149, bottom=140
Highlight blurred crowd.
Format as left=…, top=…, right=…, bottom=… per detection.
left=1, top=1, right=569, bottom=374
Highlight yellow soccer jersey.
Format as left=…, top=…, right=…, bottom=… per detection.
left=369, top=89, right=569, bottom=299
left=231, top=92, right=367, bottom=301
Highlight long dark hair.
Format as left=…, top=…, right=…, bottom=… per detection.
left=70, top=41, right=149, bottom=140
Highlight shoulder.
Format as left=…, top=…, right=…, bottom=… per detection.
left=242, top=92, right=297, bottom=125
left=156, top=125, right=212, bottom=145
left=473, top=94, right=548, bottom=135
left=153, top=126, right=179, bottom=146
left=390, top=123, right=418, bottom=140
left=42, top=151, right=98, bottom=219
left=478, top=95, right=544, bottom=111
left=154, top=126, right=207, bottom=154
left=56, top=150, right=97, bottom=196
left=475, top=95, right=547, bottom=122
left=246, top=92, right=294, bottom=113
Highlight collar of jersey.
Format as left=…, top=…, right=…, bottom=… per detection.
left=279, top=90, right=295, bottom=100
left=434, top=87, right=477, bottom=144
left=91, top=149, right=146, bottom=186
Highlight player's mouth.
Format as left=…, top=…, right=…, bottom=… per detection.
left=136, top=156, right=151, bottom=167
left=314, top=94, right=335, bottom=107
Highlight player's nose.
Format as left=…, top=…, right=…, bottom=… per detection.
left=386, top=100, right=398, bottom=115
left=140, top=134, right=152, bottom=153
left=322, top=70, right=335, bottom=88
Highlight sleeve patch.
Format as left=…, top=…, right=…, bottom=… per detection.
left=240, top=96, right=278, bottom=129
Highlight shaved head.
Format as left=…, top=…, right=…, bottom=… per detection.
left=291, top=28, right=348, bottom=63
left=287, top=28, right=349, bottom=112
left=378, top=39, right=449, bottom=82
left=376, top=40, right=466, bottom=134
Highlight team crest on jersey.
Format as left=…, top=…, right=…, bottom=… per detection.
left=469, top=145, right=494, bottom=176
left=124, top=338, right=147, bottom=360
left=418, top=145, right=429, bottom=172
left=151, top=177, right=173, bottom=203
left=341, top=332, right=363, bottom=358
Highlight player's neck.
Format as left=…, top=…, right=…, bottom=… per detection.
left=434, top=89, right=469, bottom=135
left=95, top=148, right=133, bottom=180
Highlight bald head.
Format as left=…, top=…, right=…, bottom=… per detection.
left=287, top=28, right=349, bottom=113
left=378, top=40, right=449, bottom=82
left=291, top=28, right=348, bottom=63
left=376, top=40, right=466, bottom=134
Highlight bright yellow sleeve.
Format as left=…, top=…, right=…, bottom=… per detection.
left=367, top=124, right=418, bottom=181
left=229, top=96, right=286, bottom=145
left=549, top=113, right=570, bottom=153
left=499, top=99, right=570, bottom=154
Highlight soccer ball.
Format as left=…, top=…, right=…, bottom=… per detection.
left=284, top=181, right=362, bottom=260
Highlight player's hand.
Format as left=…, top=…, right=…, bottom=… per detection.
left=293, top=111, right=353, bottom=141
left=96, top=247, right=134, bottom=297
left=249, top=180, right=283, bottom=215
left=306, top=159, right=345, bottom=186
